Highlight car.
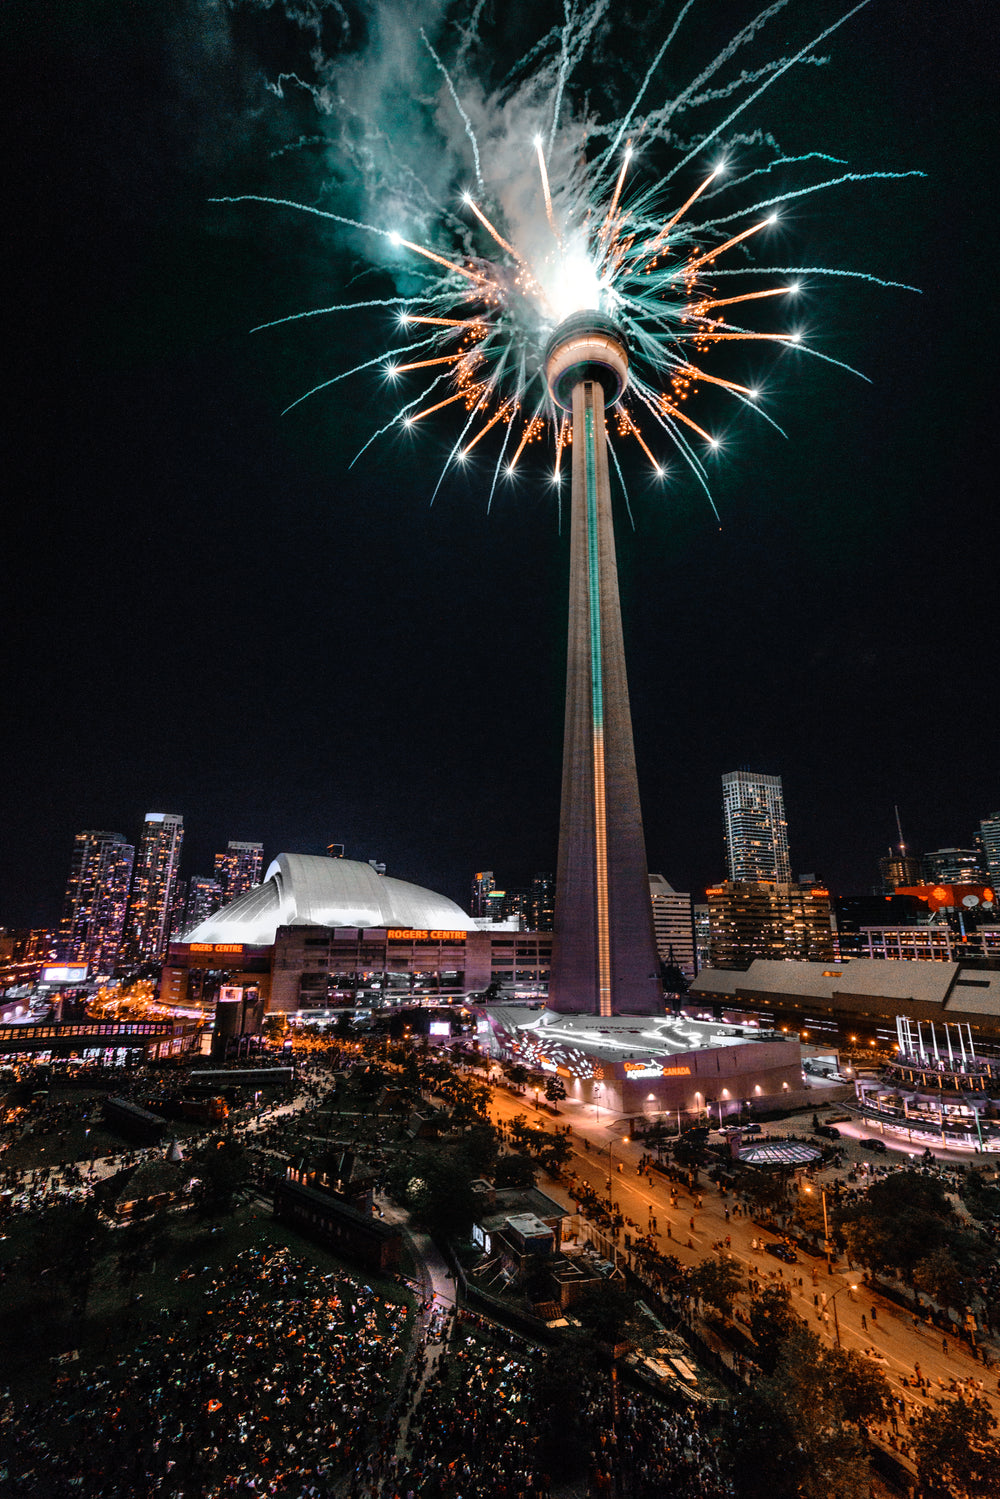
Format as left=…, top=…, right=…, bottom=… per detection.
left=815, top=1124, right=841, bottom=1140
left=765, top=1241, right=798, bottom=1264
left=859, top=1137, right=887, bottom=1152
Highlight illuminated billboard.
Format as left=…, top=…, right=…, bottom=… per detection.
left=40, top=964, right=88, bottom=984
left=429, top=1021, right=451, bottom=1037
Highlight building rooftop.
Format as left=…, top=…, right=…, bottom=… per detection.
left=184, top=853, right=475, bottom=947
left=690, top=959, right=1000, bottom=1018
left=479, top=1005, right=778, bottom=1069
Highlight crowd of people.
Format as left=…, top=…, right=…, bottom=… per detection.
left=580, top=1376, right=731, bottom=1499
left=1, top=1246, right=414, bottom=1497
left=358, top=1312, right=731, bottom=1499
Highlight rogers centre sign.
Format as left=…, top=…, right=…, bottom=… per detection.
left=387, top=929, right=467, bottom=941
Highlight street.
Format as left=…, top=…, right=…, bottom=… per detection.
left=483, top=1079, right=1000, bottom=1428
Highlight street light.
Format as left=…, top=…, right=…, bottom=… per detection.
left=606, top=1136, right=629, bottom=1198
left=803, top=1182, right=833, bottom=1272
left=826, top=1281, right=859, bottom=1348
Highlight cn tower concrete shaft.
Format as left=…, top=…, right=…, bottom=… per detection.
left=548, top=378, right=662, bottom=1016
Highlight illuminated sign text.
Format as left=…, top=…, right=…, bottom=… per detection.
left=387, top=929, right=466, bottom=941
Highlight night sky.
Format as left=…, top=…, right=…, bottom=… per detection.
left=3, top=0, right=997, bottom=929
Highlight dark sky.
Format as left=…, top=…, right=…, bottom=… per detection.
left=3, top=0, right=997, bottom=928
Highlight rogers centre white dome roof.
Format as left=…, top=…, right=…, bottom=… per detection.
left=183, top=853, right=475, bottom=948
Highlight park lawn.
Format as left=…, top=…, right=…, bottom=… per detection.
left=0, top=1195, right=416, bottom=1404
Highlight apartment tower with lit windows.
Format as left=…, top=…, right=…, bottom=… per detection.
left=722, top=770, right=791, bottom=884
left=58, top=830, right=134, bottom=972
left=119, top=813, right=184, bottom=966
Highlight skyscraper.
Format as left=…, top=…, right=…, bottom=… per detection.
left=544, top=313, right=661, bottom=1016
left=529, top=872, right=555, bottom=933
left=471, top=870, right=496, bottom=919
left=721, top=770, right=791, bottom=884
left=981, top=813, right=1000, bottom=894
left=648, top=875, right=696, bottom=982
left=922, top=847, right=984, bottom=886
left=214, top=841, right=264, bottom=906
left=184, top=875, right=223, bottom=933
left=706, top=880, right=834, bottom=967
left=58, top=830, right=134, bottom=972
left=120, top=813, right=184, bottom=966
left=878, top=851, right=922, bottom=894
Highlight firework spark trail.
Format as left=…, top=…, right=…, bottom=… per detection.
left=663, top=0, right=875, bottom=183
left=210, top=193, right=393, bottom=241
left=349, top=373, right=454, bottom=468
left=701, top=150, right=848, bottom=197
left=227, top=1, right=919, bottom=513
left=602, top=0, right=698, bottom=163
left=681, top=53, right=831, bottom=112
left=421, top=28, right=484, bottom=193
left=280, top=335, right=437, bottom=415
left=487, top=399, right=518, bottom=512
left=697, top=170, right=926, bottom=229
left=606, top=434, right=637, bottom=530
left=706, top=266, right=922, bottom=291
left=637, top=0, right=795, bottom=141
left=250, top=297, right=418, bottom=334
left=547, top=0, right=610, bottom=149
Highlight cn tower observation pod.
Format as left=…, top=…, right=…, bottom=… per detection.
left=543, top=312, right=663, bottom=1018
left=544, top=311, right=629, bottom=411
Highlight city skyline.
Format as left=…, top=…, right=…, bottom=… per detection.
left=3, top=2, right=998, bottom=930
left=15, top=782, right=999, bottom=944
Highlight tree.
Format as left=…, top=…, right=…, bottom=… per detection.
left=821, top=1343, right=891, bottom=1428
left=533, top=1344, right=598, bottom=1476
left=116, top=1216, right=174, bottom=1286
left=837, top=1169, right=954, bottom=1277
left=526, top=1070, right=546, bottom=1104
left=914, top=1246, right=966, bottom=1311
left=962, top=1168, right=1000, bottom=1224
left=912, top=1394, right=1000, bottom=1499
left=839, top=1211, right=897, bottom=1276
left=506, top=1063, right=529, bottom=1092
left=30, top=1201, right=107, bottom=1318
left=457, top=1119, right=499, bottom=1177
left=757, top=1324, right=872, bottom=1499
left=544, top=1076, right=567, bottom=1107
left=748, top=1283, right=800, bottom=1374
left=742, top=1168, right=788, bottom=1216
left=573, top=1283, right=641, bottom=1350
left=686, top=1257, right=744, bottom=1319
left=536, top=1130, right=572, bottom=1177
left=494, top=1151, right=537, bottom=1188
left=192, top=1137, right=251, bottom=1216
left=407, top=1154, right=478, bottom=1241
left=793, top=1190, right=828, bottom=1242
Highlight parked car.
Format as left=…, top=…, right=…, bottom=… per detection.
left=859, top=1136, right=887, bottom=1152
left=765, top=1241, right=798, bottom=1264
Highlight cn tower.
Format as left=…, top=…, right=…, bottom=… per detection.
left=544, top=312, right=662, bottom=1017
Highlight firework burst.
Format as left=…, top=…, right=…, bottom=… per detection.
left=214, top=0, right=921, bottom=512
